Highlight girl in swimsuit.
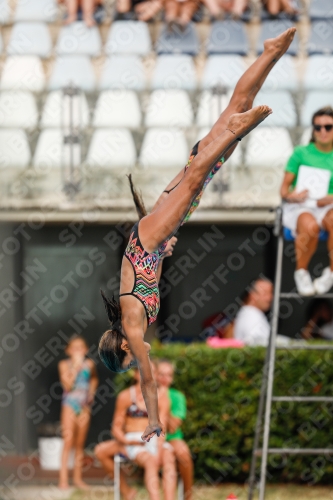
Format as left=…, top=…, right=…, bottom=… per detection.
left=95, top=366, right=176, bottom=500
left=58, top=335, right=99, bottom=490
left=99, top=28, right=296, bottom=442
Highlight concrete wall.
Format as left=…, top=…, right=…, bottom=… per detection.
left=0, top=223, right=26, bottom=453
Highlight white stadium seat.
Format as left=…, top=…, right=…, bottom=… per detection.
left=40, top=91, right=89, bottom=128
left=301, top=91, right=333, bottom=127
left=196, top=90, right=232, bottom=127
left=105, top=21, right=151, bottom=56
left=48, top=56, right=96, bottom=92
left=151, top=55, right=197, bottom=91
left=262, top=55, right=299, bottom=92
left=0, top=56, right=45, bottom=91
left=138, top=127, right=189, bottom=199
left=226, top=179, right=281, bottom=205
left=33, top=129, right=63, bottom=172
left=0, top=129, right=31, bottom=168
left=0, top=91, right=38, bottom=129
left=14, top=0, right=57, bottom=23
left=245, top=127, right=293, bottom=170
left=99, top=55, right=146, bottom=91
left=253, top=91, right=297, bottom=128
left=303, top=56, right=333, bottom=90
left=0, top=0, right=10, bottom=24
left=145, top=90, right=193, bottom=128
left=139, top=128, right=188, bottom=169
left=235, top=127, right=293, bottom=198
left=201, top=55, right=247, bottom=90
left=93, top=90, right=141, bottom=129
left=7, top=22, right=52, bottom=58
left=86, top=128, right=136, bottom=169
left=56, top=22, right=102, bottom=57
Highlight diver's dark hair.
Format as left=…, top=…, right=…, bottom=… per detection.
left=100, top=289, right=121, bottom=327
left=127, top=174, right=147, bottom=220
left=99, top=290, right=127, bottom=372
left=310, top=106, right=333, bottom=143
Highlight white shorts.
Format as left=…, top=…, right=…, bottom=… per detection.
left=282, top=201, right=333, bottom=237
left=124, top=432, right=158, bottom=461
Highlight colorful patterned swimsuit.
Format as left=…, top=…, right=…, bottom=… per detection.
left=120, top=222, right=167, bottom=326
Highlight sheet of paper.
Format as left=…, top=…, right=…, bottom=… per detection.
left=295, top=165, right=330, bottom=200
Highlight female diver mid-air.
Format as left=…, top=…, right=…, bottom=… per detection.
left=99, top=27, right=296, bottom=442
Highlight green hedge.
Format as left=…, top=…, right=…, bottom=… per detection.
left=116, top=343, right=333, bottom=484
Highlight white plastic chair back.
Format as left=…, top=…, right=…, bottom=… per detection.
left=1, top=56, right=45, bottom=92
left=93, top=90, right=141, bottom=129
left=145, top=90, right=193, bottom=128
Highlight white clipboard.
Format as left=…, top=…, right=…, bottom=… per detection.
left=295, top=165, right=330, bottom=200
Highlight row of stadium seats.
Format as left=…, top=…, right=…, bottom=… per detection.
left=0, top=125, right=297, bottom=205
left=0, top=0, right=332, bottom=24
left=1, top=19, right=333, bottom=57
left=0, top=126, right=311, bottom=171
left=0, top=0, right=58, bottom=24
left=1, top=54, right=333, bottom=92
left=0, top=89, right=332, bottom=130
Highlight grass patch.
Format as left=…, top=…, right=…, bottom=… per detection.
left=68, top=484, right=333, bottom=500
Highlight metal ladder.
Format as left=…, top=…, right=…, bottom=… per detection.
left=248, top=206, right=333, bottom=500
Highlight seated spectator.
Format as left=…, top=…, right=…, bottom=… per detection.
left=156, top=360, right=193, bottom=500
left=262, top=0, right=297, bottom=16
left=59, top=0, right=103, bottom=27
left=302, top=298, right=333, bottom=340
left=95, top=367, right=177, bottom=500
left=280, top=107, right=333, bottom=296
left=116, top=0, right=163, bottom=21
left=234, top=277, right=290, bottom=346
left=234, top=278, right=273, bottom=346
left=164, top=0, right=199, bottom=29
left=202, top=0, right=248, bottom=19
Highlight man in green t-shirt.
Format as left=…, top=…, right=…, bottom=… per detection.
left=280, top=106, right=333, bottom=297
left=156, top=360, right=193, bottom=500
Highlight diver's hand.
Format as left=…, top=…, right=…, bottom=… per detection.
left=141, top=423, right=165, bottom=442
left=160, top=237, right=178, bottom=259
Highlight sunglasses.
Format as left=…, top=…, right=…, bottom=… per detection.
left=313, top=124, right=333, bottom=132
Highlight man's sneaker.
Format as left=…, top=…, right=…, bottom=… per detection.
left=314, top=267, right=333, bottom=295
left=294, top=269, right=315, bottom=296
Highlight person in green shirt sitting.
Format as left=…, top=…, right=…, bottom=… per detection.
left=280, top=106, right=333, bottom=296
left=156, top=360, right=193, bottom=500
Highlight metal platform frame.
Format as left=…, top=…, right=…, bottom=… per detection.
left=248, top=206, right=333, bottom=500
